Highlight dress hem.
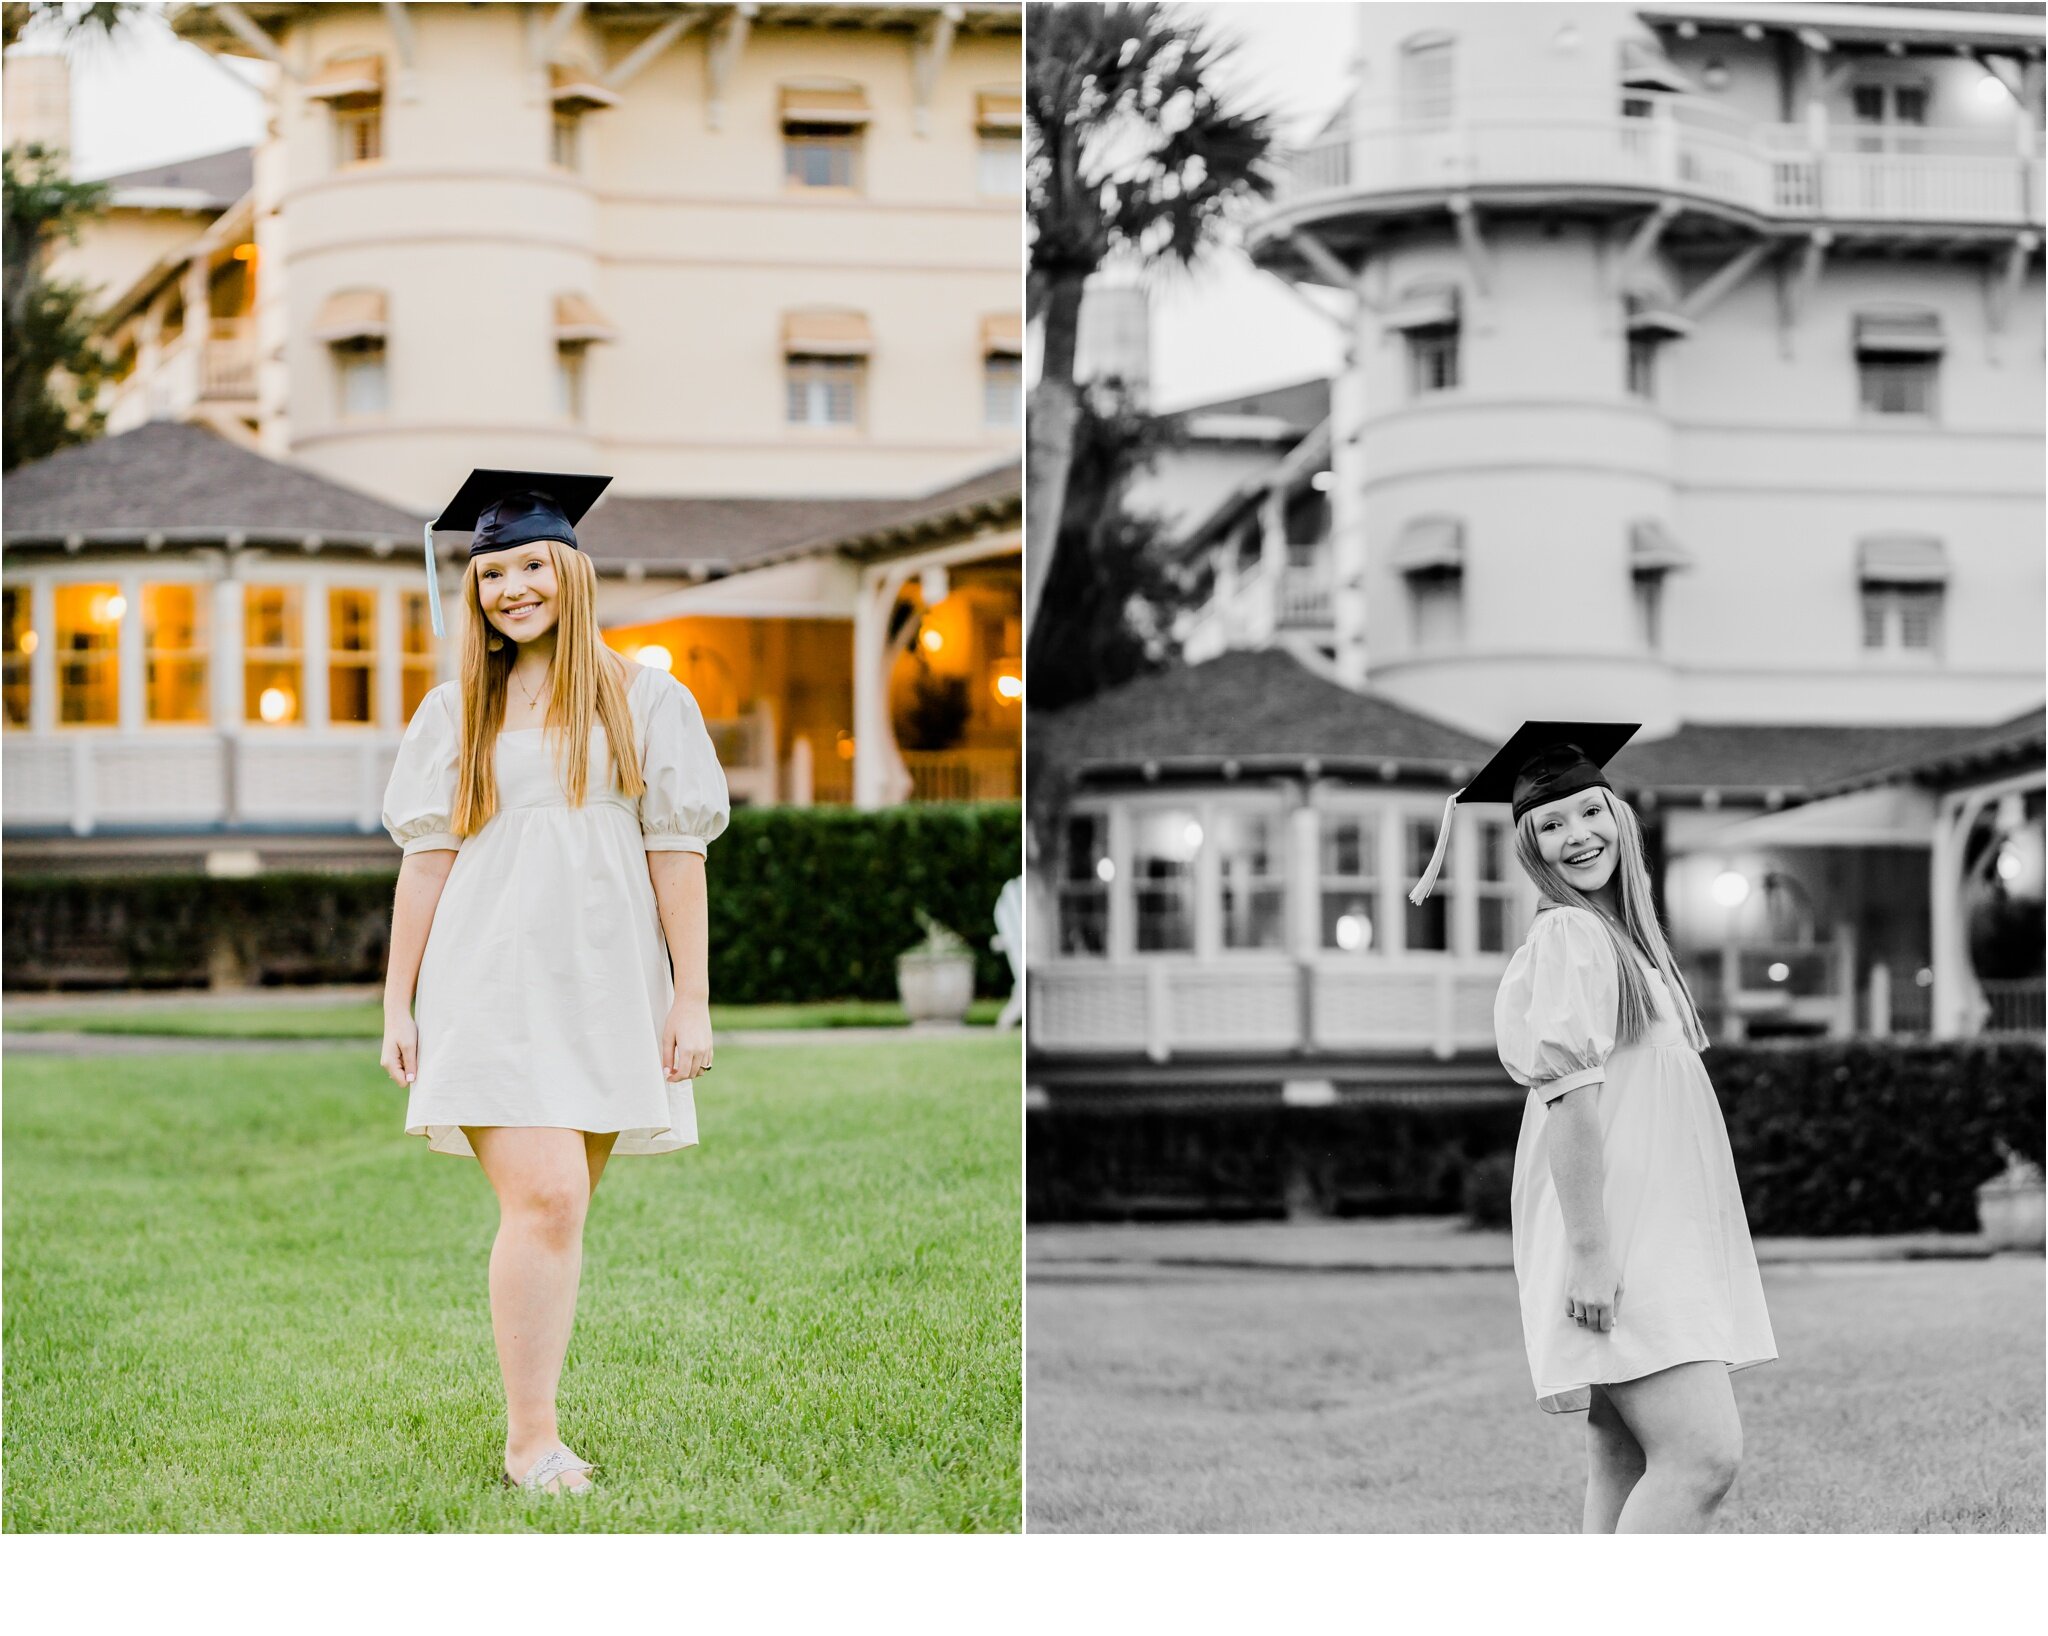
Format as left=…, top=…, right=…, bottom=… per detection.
left=1534, top=1351, right=1777, bottom=1415
left=408, top=1121, right=699, bottom=1159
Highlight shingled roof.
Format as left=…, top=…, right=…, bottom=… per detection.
left=578, top=458, right=1019, bottom=574
left=1808, top=706, right=2046, bottom=797
left=1033, top=647, right=1493, bottom=782
left=1607, top=720, right=2004, bottom=799
left=93, top=145, right=253, bottom=210
left=2, top=421, right=423, bottom=548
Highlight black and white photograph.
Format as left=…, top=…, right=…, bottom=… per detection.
left=1025, top=0, right=2045, bottom=1534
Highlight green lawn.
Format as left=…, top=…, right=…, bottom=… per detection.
left=4, top=1037, right=1021, bottom=1532
left=1026, top=1256, right=2044, bottom=1533
left=3, top=997, right=1006, bottom=1039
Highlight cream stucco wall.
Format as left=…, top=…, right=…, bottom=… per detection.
left=228, top=3, right=1019, bottom=511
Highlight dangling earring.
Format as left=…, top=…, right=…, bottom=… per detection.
left=487, top=632, right=505, bottom=653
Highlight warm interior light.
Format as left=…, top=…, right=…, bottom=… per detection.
left=1712, top=870, right=1750, bottom=907
left=1975, top=71, right=2012, bottom=107
left=1310, top=470, right=1335, bottom=492
left=1094, top=856, right=1115, bottom=883
left=233, top=242, right=258, bottom=261
left=835, top=731, right=855, bottom=762
left=920, top=627, right=944, bottom=654
left=993, top=670, right=1023, bottom=703
left=1335, top=912, right=1373, bottom=953
left=1182, top=819, right=1204, bottom=851
left=106, top=594, right=126, bottom=621
left=19, top=630, right=38, bottom=655
left=1997, top=847, right=2022, bottom=882
left=1767, top=961, right=1790, bottom=983
left=634, top=644, right=673, bottom=672
left=258, top=685, right=294, bottom=724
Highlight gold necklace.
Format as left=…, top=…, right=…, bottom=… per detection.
left=511, top=664, right=550, bottom=711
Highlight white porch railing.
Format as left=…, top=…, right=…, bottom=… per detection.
left=1273, top=116, right=2042, bottom=228
left=1979, top=978, right=2046, bottom=1035
left=902, top=746, right=1020, bottom=804
left=201, top=317, right=258, bottom=401
left=1276, top=564, right=1334, bottom=629
left=1028, top=957, right=1509, bottom=1060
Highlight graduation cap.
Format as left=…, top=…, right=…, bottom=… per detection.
left=420, top=469, right=612, bottom=637
left=1407, top=720, right=1641, bottom=906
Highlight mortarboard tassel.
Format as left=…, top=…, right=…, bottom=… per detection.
left=422, top=521, right=444, bottom=639
left=1407, top=787, right=1464, bottom=906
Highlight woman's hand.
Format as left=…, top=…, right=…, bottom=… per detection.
left=380, top=1006, right=419, bottom=1087
left=1565, top=1250, right=1623, bottom=1333
left=662, top=996, right=714, bottom=1082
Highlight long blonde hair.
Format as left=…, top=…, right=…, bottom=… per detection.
left=450, top=540, right=643, bottom=836
left=1513, top=790, right=1708, bottom=1051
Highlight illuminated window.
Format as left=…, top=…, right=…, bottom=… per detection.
left=54, top=583, right=121, bottom=726
left=1405, top=815, right=1453, bottom=952
left=1060, top=811, right=1109, bottom=956
left=1474, top=818, right=1515, bottom=954
left=328, top=587, right=377, bottom=725
left=2, top=585, right=32, bottom=728
left=1319, top=815, right=1380, bottom=954
left=401, top=591, right=438, bottom=722
left=244, top=585, right=303, bottom=726
left=1133, top=807, right=1200, bottom=953
left=785, top=355, right=863, bottom=427
left=144, top=583, right=209, bottom=724
left=1216, top=809, right=1286, bottom=951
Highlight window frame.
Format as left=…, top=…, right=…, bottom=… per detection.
left=142, top=581, right=211, bottom=726
left=1406, top=563, right=1465, bottom=652
left=243, top=583, right=306, bottom=728
left=1406, top=323, right=1461, bottom=395
left=52, top=581, right=123, bottom=729
left=326, top=586, right=379, bottom=728
left=2, top=581, right=33, bottom=731
left=1859, top=582, right=1944, bottom=661
left=784, top=352, right=865, bottom=431
left=333, top=336, right=390, bottom=420
left=982, top=352, right=1022, bottom=429
left=782, top=122, right=863, bottom=192
left=331, top=98, right=383, bottom=170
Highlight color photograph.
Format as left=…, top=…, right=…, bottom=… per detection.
left=1024, top=0, right=2045, bottom=1534
left=3, top=0, right=1023, bottom=1532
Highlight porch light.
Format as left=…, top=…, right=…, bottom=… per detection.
left=835, top=731, right=855, bottom=761
left=1335, top=912, right=1373, bottom=952
left=1310, top=470, right=1334, bottom=492
left=920, top=627, right=943, bottom=654
left=1998, top=847, right=2022, bottom=882
left=19, top=630, right=36, bottom=655
left=1183, top=819, right=1204, bottom=852
left=232, top=243, right=257, bottom=261
left=1767, top=962, right=1790, bottom=983
left=258, top=685, right=295, bottom=723
left=633, top=644, right=674, bottom=672
left=1712, top=870, right=1750, bottom=907
left=993, top=669, right=1023, bottom=703
left=1095, top=857, right=1115, bottom=883
left=1975, top=72, right=2013, bottom=108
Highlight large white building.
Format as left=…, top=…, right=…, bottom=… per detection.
left=3, top=2, right=1024, bottom=873
left=1028, top=1, right=2045, bottom=1119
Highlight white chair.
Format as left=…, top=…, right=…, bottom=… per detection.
left=991, top=876, right=1024, bottom=1030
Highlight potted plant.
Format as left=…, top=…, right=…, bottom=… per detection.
left=1976, top=1142, right=2046, bottom=1252
left=896, top=910, right=976, bottom=1026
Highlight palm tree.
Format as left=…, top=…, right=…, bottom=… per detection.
left=1024, top=1, right=1274, bottom=636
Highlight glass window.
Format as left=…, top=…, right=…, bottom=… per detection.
left=556, top=343, right=587, bottom=422
left=1627, top=333, right=1657, bottom=399
left=784, top=124, right=860, bottom=189
left=983, top=354, right=1022, bottom=428
left=1399, top=35, right=1455, bottom=126
left=1405, top=814, right=1451, bottom=952
left=328, top=587, right=377, bottom=726
left=1474, top=818, right=1516, bottom=954
left=1407, top=325, right=1459, bottom=394
left=401, top=590, right=438, bottom=722
left=335, top=338, right=388, bottom=417
left=1857, top=354, right=1934, bottom=416
left=1861, top=586, right=1943, bottom=655
left=1634, top=571, right=1664, bottom=651
left=3, top=585, right=32, bottom=729
left=1215, top=809, right=1286, bottom=951
left=977, top=132, right=1021, bottom=196
left=551, top=109, right=580, bottom=171
left=1319, top=814, right=1379, bottom=954
left=785, top=355, right=863, bottom=427
left=144, top=584, right=209, bottom=724
left=54, top=583, right=121, bottom=726
left=1059, top=812, right=1110, bottom=956
left=244, top=585, right=303, bottom=726
left=1132, top=806, right=1200, bottom=953
left=1409, top=568, right=1463, bottom=651
left=333, top=101, right=382, bottom=167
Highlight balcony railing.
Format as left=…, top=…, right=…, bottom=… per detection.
left=1275, top=564, right=1333, bottom=629
left=1030, top=957, right=1511, bottom=1060
left=201, top=317, right=258, bottom=401
left=1980, top=978, right=2046, bottom=1036
left=902, top=746, right=1019, bottom=804
left=1272, top=114, right=2043, bottom=228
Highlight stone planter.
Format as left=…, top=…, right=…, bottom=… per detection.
left=897, top=949, right=975, bottom=1025
left=1976, top=1163, right=2046, bottom=1252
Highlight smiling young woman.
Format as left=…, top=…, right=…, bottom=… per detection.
left=1411, top=721, right=1777, bottom=1534
left=378, top=469, right=729, bottom=1496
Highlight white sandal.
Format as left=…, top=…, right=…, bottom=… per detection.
left=503, top=1447, right=597, bottom=1495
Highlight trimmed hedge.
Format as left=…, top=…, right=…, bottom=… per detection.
left=2, top=802, right=1021, bottom=1003
left=1027, top=1037, right=2046, bottom=1236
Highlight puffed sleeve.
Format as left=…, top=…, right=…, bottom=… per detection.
left=639, top=671, right=730, bottom=856
left=1494, top=908, right=1619, bottom=1103
left=381, top=684, right=462, bottom=855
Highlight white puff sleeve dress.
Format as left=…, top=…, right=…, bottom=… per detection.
left=1496, top=907, right=1777, bottom=1414
left=381, top=664, right=730, bottom=1158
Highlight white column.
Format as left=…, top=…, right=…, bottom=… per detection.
left=851, top=566, right=889, bottom=810
left=1450, top=809, right=1475, bottom=957
left=213, top=576, right=245, bottom=730
left=1107, top=801, right=1133, bottom=960
left=375, top=580, right=403, bottom=731
left=1193, top=799, right=1219, bottom=960
left=1929, top=795, right=1964, bottom=1040
left=302, top=574, right=329, bottom=729
left=117, top=570, right=145, bottom=731
left=1381, top=803, right=1406, bottom=956
left=1291, top=799, right=1320, bottom=961
left=30, top=575, right=56, bottom=733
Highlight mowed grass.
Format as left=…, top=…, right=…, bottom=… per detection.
left=1026, top=1257, right=2044, bottom=1533
left=3, top=997, right=1006, bottom=1039
left=4, top=1038, right=1020, bottom=1532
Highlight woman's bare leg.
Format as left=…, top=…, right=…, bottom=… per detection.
left=1602, top=1361, right=1744, bottom=1533
left=466, top=1125, right=595, bottom=1491
left=1583, top=1385, right=1647, bottom=1533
